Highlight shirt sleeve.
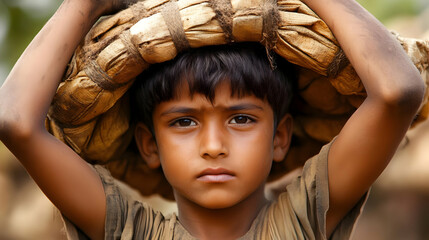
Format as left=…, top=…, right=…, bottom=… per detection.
left=265, top=139, right=368, bottom=240
left=59, top=165, right=176, bottom=240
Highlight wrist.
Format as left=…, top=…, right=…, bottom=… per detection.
left=85, top=0, right=138, bottom=17
left=65, top=0, right=104, bottom=22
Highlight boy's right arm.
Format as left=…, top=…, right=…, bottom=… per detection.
left=301, top=0, right=424, bottom=237
left=0, top=0, right=135, bottom=239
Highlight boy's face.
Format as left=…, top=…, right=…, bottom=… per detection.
left=150, top=82, right=283, bottom=209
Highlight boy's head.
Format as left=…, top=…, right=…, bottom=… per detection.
left=131, top=43, right=295, bottom=134
left=130, top=43, right=296, bottom=208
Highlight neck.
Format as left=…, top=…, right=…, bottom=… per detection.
left=176, top=185, right=268, bottom=240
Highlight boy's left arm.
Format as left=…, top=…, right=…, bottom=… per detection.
left=300, top=0, right=425, bottom=237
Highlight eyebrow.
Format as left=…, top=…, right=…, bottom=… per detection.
left=161, top=107, right=197, bottom=116
left=227, top=103, right=264, bottom=111
left=161, top=103, right=264, bottom=116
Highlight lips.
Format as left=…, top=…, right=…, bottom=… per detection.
left=197, top=168, right=236, bottom=183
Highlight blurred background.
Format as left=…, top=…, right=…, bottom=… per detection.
left=0, top=0, right=429, bottom=239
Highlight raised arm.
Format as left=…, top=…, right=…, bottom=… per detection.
left=0, top=0, right=135, bottom=239
left=300, top=0, right=425, bottom=236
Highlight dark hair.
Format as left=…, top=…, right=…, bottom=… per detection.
left=130, top=43, right=296, bottom=134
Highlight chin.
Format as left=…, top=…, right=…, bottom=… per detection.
left=200, top=201, right=236, bottom=210
left=197, top=194, right=243, bottom=210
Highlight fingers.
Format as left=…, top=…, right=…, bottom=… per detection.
left=92, top=0, right=138, bottom=16
left=110, top=0, right=138, bottom=13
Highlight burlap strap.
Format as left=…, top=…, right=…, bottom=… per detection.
left=209, top=0, right=234, bottom=43
left=328, top=49, right=350, bottom=78
left=131, top=1, right=148, bottom=21
left=120, top=30, right=147, bottom=67
left=161, top=0, right=191, bottom=52
left=261, top=0, right=280, bottom=51
left=85, top=60, right=127, bottom=91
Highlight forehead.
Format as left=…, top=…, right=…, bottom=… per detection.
left=172, top=78, right=263, bottom=103
left=157, top=81, right=271, bottom=112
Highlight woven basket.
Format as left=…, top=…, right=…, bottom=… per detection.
left=46, top=0, right=429, bottom=199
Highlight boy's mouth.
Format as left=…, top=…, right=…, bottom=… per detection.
left=197, top=168, right=236, bottom=183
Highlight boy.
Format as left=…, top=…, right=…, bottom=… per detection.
left=0, top=0, right=424, bottom=239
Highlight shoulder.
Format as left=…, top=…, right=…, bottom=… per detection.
left=263, top=139, right=366, bottom=239
left=62, top=165, right=179, bottom=239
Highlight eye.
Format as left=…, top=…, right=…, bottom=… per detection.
left=171, top=118, right=197, bottom=127
left=229, top=115, right=254, bottom=124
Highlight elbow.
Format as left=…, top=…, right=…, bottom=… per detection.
left=0, top=101, right=38, bottom=144
left=0, top=118, right=7, bottom=141
left=0, top=114, right=14, bottom=144
left=0, top=97, right=10, bottom=141
left=400, top=75, right=425, bottom=113
left=0, top=112, right=19, bottom=143
left=379, top=75, right=425, bottom=115
left=0, top=117, right=39, bottom=146
left=0, top=113, right=38, bottom=144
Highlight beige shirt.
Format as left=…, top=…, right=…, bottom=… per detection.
left=62, top=141, right=367, bottom=239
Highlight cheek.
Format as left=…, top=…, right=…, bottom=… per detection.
left=239, top=123, right=274, bottom=155
left=156, top=134, right=196, bottom=184
left=233, top=128, right=274, bottom=176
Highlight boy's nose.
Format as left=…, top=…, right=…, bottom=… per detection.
left=199, top=122, right=228, bottom=159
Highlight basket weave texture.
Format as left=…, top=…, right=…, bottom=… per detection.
left=46, top=0, right=429, bottom=199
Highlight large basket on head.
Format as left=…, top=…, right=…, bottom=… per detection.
left=46, top=0, right=429, bottom=199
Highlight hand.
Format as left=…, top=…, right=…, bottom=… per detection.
left=90, top=0, right=139, bottom=16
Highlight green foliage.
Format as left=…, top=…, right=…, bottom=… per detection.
left=2, top=7, right=48, bottom=66
left=0, top=1, right=55, bottom=83
left=357, top=0, right=421, bottom=22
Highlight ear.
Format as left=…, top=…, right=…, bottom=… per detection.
left=273, top=114, right=293, bottom=162
left=134, top=123, right=160, bottom=169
